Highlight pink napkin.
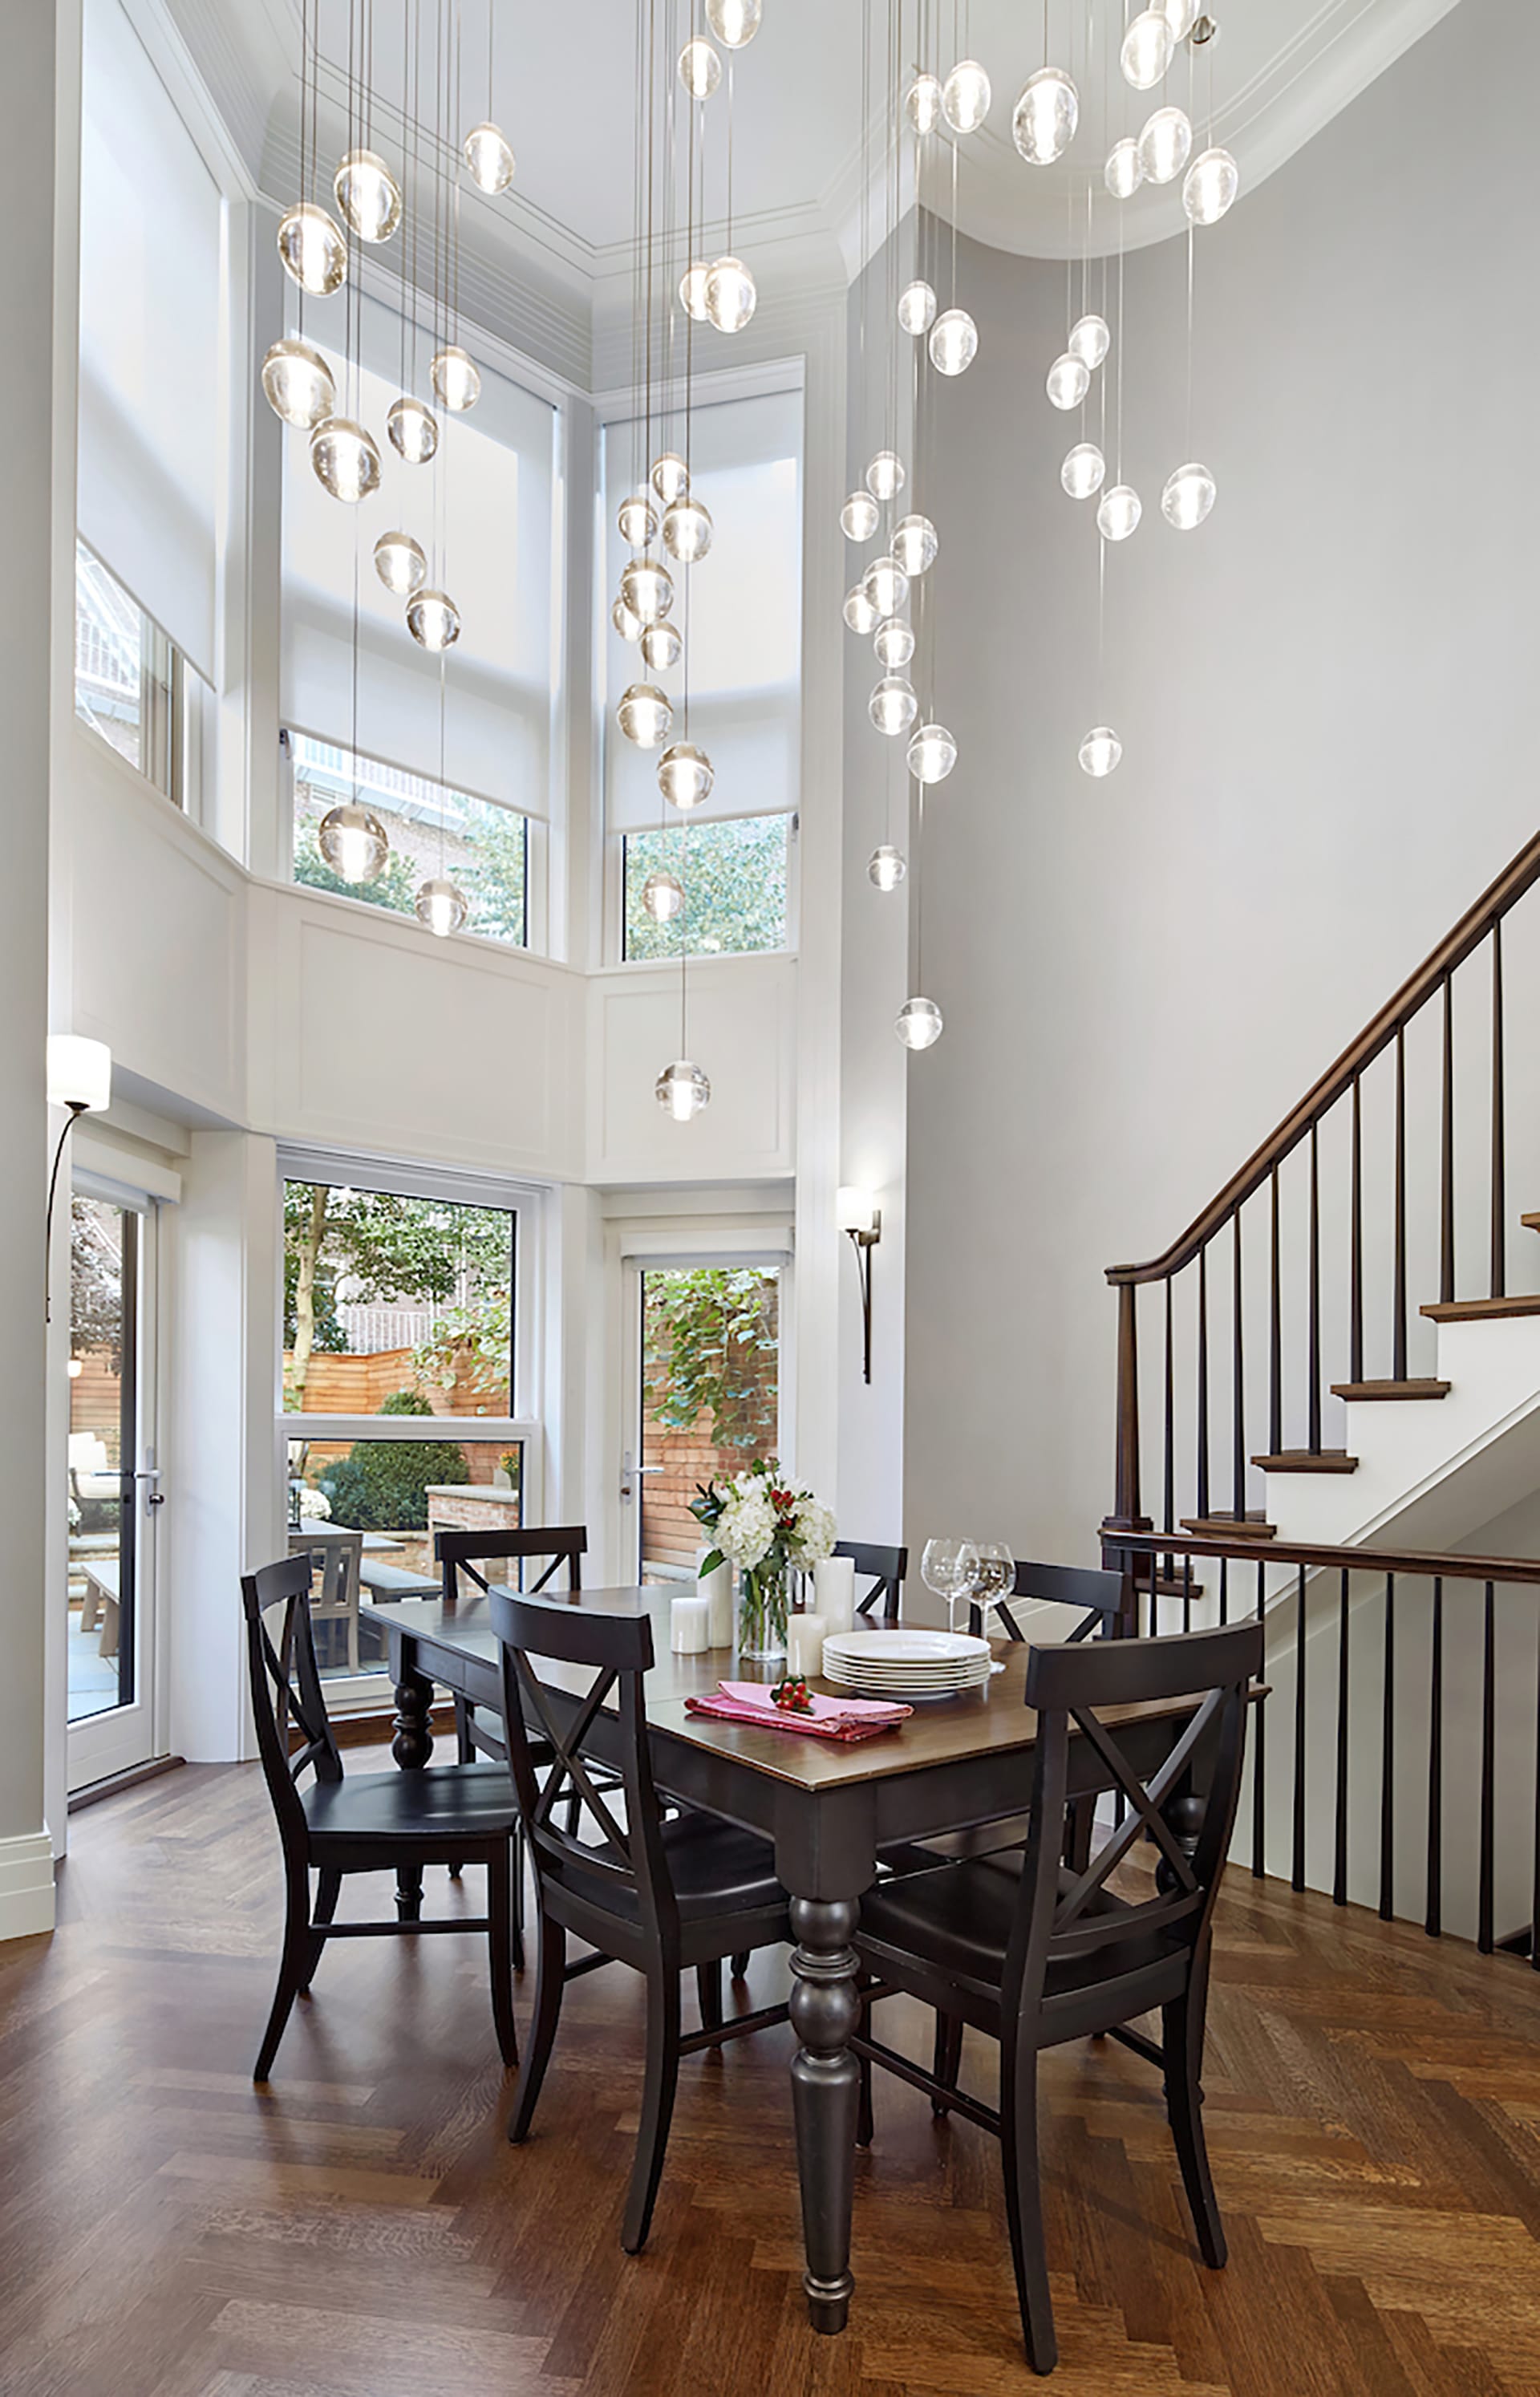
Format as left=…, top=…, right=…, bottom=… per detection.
left=684, top=1679, right=912, bottom=1743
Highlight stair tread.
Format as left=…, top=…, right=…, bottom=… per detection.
left=1522, top=1214, right=1540, bottom=1232
left=1178, top=1512, right=1277, bottom=1540
left=1331, top=1379, right=1451, bottom=1400
left=1420, top=1294, right=1540, bottom=1322
left=1252, top=1450, right=1360, bottom=1474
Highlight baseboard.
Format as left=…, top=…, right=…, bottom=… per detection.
left=0, top=1830, right=56, bottom=1942
left=68, top=1755, right=186, bottom=1812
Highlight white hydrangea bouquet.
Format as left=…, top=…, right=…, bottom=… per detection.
left=691, top=1458, right=837, bottom=1662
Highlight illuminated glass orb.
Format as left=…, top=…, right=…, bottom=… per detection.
left=657, top=1058, right=711, bottom=1120
left=387, top=393, right=440, bottom=464
left=663, top=495, right=713, bottom=563
left=1068, top=312, right=1110, bottom=370
left=841, top=488, right=881, bottom=541
left=651, top=452, right=691, bottom=505
left=641, top=619, right=682, bottom=671
left=464, top=122, right=515, bottom=193
left=334, top=149, right=401, bottom=242
left=868, top=845, right=907, bottom=891
left=1184, top=145, right=1240, bottom=225
left=707, top=0, right=762, bottom=47
left=679, top=259, right=711, bottom=320
left=1061, top=441, right=1106, bottom=499
left=862, top=554, right=910, bottom=618
left=942, top=58, right=992, bottom=133
left=870, top=675, right=918, bottom=736
left=1106, top=136, right=1144, bottom=198
left=892, top=513, right=938, bottom=575
left=261, top=338, right=334, bottom=429
left=620, top=555, right=675, bottom=625
left=318, top=801, right=387, bottom=882
left=642, top=868, right=686, bottom=922
left=929, top=307, right=978, bottom=375
left=873, top=614, right=914, bottom=669
left=373, top=529, right=427, bottom=595
left=1011, top=67, right=1079, bottom=164
left=1046, top=351, right=1091, bottom=410
left=906, top=72, right=944, bottom=135
left=1121, top=8, right=1173, bottom=90
left=618, top=683, right=674, bottom=748
left=1138, top=104, right=1193, bottom=185
left=278, top=201, right=346, bottom=296
left=406, top=588, right=461, bottom=651
left=867, top=450, right=906, bottom=501
left=898, top=278, right=937, bottom=335
left=432, top=344, right=481, bottom=412
left=1161, top=460, right=1217, bottom=529
left=1097, top=483, right=1142, bottom=541
left=618, top=490, right=658, bottom=548
left=895, top=996, right=943, bottom=1049
left=1079, top=725, right=1123, bottom=777
left=612, top=594, right=643, bottom=642
left=310, top=416, right=381, bottom=502
left=415, top=876, right=468, bottom=936
left=906, top=720, right=957, bottom=784
left=1157, top=0, right=1199, bottom=37
left=705, top=254, right=756, bottom=331
left=658, top=743, right=715, bottom=809
left=679, top=36, right=722, bottom=98
left=844, top=583, right=880, bottom=635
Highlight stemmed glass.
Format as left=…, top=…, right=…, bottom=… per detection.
left=971, top=1540, right=1015, bottom=1637
left=921, top=1537, right=981, bottom=1637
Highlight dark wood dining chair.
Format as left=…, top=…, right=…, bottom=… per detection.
left=968, top=1555, right=1133, bottom=1645
left=438, top=1524, right=586, bottom=1768
left=489, top=1586, right=791, bottom=2253
left=838, top=1538, right=908, bottom=1624
left=241, top=1555, right=521, bottom=2083
left=853, top=1617, right=1263, bottom=2374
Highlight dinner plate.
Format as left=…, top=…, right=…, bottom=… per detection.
left=823, top=1629, right=991, bottom=1666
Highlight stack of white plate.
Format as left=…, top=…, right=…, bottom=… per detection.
left=822, top=1627, right=993, bottom=1701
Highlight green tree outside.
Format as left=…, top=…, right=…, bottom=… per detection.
left=624, top=814, right=790, bottom=962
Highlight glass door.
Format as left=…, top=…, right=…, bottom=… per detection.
left=625, top=1263, right=782, bottom=1585
left=67, top=1183, right=161, bottom=1790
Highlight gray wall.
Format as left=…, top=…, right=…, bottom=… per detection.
left=901, top=0, right=1540, bottom=1564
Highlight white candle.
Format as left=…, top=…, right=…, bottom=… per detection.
left=813, top=1555, right=857, bottom=1634
left=697, top=1548, right=735, bottom=1648
left=670, top=1592, right=711, bottom=1655
left=786, top=1610, right=827, bottom=1678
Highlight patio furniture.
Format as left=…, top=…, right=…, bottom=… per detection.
left=80, top=1559, right=121, bottom=1659
left=288, top=1528, right=363, bottom=1673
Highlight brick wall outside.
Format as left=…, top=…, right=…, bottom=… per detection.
left=639, top=1359, right=778, bottom=1574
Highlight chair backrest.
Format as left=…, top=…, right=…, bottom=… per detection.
left=488, top=1587, right=676, bottom=1941
left=241, top=1555, right=343, bottom=1843
left=436, top=1523, right=586, bottom=1603
left=1007, top=1620, right=1262, bottom=2021
left=298, top=1531, right=362, bottom=1619
left=837, top=1539, right=907, bottom=1624
left=971, top=1557, right=1133, bottom=1645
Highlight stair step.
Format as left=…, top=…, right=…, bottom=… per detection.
left=1178, top=1512, right=1277, bottom=1540
left=1144, top=1575, right=1206, bottom=1600
left=1331, top=1378, right=1451, bottom=1401
left=1522, top=1214, right=1540, bottom=1233
left=1252, top=1450, right=1360, bottom=1474
left=1420, top=1294, right=1540, bottom=1323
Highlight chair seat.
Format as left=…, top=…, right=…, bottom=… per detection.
left=565, top=1811, right=786, bottom=1925
left=302, top=1761, right=517, bottom=1846
left=860, top=1855, right=1181, bottom=2002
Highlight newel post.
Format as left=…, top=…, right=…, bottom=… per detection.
left=1102, top=1280, right=1151, bottom=1539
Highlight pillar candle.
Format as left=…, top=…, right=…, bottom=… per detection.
left=813, top=1554, right=856, bottom=1634
left=697, top=1548, right=735, bottom=1648
left=786, top=1610, right=828, bottom=1679
left=670, top=1592, right=711, bottom=1655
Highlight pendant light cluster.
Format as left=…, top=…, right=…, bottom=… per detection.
left=261, top=0, right=517, bottom=932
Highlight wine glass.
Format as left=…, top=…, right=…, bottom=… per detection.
left=921, top=1537, right=980, bottom=1636
left=971, top=1540, right=1015, bottom=1637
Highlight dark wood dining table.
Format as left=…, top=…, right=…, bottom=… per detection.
left=362, top=1583, right=1200, bottom=2336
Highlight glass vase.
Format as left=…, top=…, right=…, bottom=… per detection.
left=737, top=1561, right=790, bottom=1665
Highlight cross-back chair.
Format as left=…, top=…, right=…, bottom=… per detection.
left=968, top=1555, right=1133, bottom=1645
left=439, top=1524, right=586, bottom=1767
left=241, top=1554, right=520, bottom=2083
left=837, top=1538, right=908, bottom=1624
left=853, top=1617, right=1262, bottom=2374
left=489, top=1587, right=791, bottom=2254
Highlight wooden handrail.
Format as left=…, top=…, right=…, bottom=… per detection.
left=1103, top=1527, right=1540, bottom=1586
left=1106, top=829, right=1540, bottom=1288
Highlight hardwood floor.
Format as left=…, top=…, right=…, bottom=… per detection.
left=6, top=1756, right=1540, bottom=2394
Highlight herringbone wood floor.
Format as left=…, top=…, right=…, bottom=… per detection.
left=5, top=1758, right=1540, bottom=2395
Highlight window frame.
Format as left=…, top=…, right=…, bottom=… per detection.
left=73, top=537, right=213, bottom=818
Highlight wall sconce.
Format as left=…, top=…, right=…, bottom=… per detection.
left=837, top=1186, right=881, bottom=1384
left=46, top=1036, right=112, bottom=1321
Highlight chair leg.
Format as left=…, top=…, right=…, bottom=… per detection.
left=1163, top=1969, right=1226, bottom=2269
left=486, top=1843, right=520, bottom=2071
left=695, top=1960, right=723, bottom=2034
left=454, top=1694, right=476, bottom=1762
left=999, top=2034, right=1056, bottom=2375
left=254, top=1870, right=312, bottom=2083
left=729, top=1949, right=750, bottom=1981
left=856, top=1975, right=873, bottom=2148
left=930, top=2011, right=965, bottom=2116
left=622, top=1965, right=682, bottom=2254
left=302, top=1868, right=342, bottom=1992
left=509, top=1910, right=566, bottom=2144
left=509, top=1820, right=526, bottom=1974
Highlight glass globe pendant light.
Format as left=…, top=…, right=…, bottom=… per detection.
left=656, top=1059, right=711, bottom=1120
left=1161, top=460, right=1217, bottom=529
left=1120, top=8, right=1174, bottom=90
left=841, top=489, right=881, bottom=541
left=432, top=345, right=481, bottom=412
left=942, top=59, right=991, bottom=133
left=387, top=394, right=440, bottom=464
left=612, top=594, right=644, bottom=643
left=906, top=721, right=957, bottom=784
left=415, top=876, right=469, bottom=936
left=618, top=683, right=674, bottom=748
left=870, top=676, right=918, bottom=736
left=651, top=452, right=690, bottom=505
left=1106, top=136, right=1144, bottom=198
left=898, top=279, right=937, bottom=335
left=278, top=201, right=347, bottom=297
left=895, top=996, right=943, bottom=1049
left=867, top=450, right=906, bottom=501
left=1011, top=67, right=1079, bottom=164
left=374, top=529, right=428, bottom=595
left=1079, top=726, right=1123, bottom=777
left=929, top=308, right=978, bottom=375
left=705, top=254, right=756, bottom=331
left=906, top=72, right=944, bottom=135
left=1158, top=0, right=1199, bottom=37
left=862, top=554, right=910, bottom=618
left=1097, top=483, right=1142, bottom=541
left=873, top=614, right=915, bottom=669
left=261, top=338, right=335, bottom=429
left=407, top=589, right=461, bottom=651
left=1068, top=313, right=1110, bottom=370
left=707, top=0, right=762, bottom=47
left=679, top=36, right=722, bottom=98
left=641, top=619, right=683, bottom=671
left=868, top=846, right=907, bottom=891
left=1138, top=105, right=1193, bottom=185
left=334, top=149, right=402, bottom=242
left=318, top=800, right=388, bottom=882
left=1184, top=147, right=1240, bottom=225
left=618, top=490, right=659, bottom=548
left=642, top=868, right=686, bottom=922
left=620, top=555, right=675, bottom=625
left=892, top=513, right=938, bottom=575
left=1061, top=442, right=1106, bottom=499
left=658, top=743, right=715, bottom=809
left=463, top=122, right=515, bottom=193
left=310, top=416, right=382, bottom=502
left=843, top=583, right=880, bottom=635
left=679, top=260, right=711, bottom=320
left=663, top=495, right=713, bottom=563
left=1046, top=351, right=1091, bottom=410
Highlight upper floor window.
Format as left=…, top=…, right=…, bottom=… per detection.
left=286, top=730, right=528, bottom=947
left=75, top=541, right=212, bottom=809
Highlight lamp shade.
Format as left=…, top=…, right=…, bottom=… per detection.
left=47, top=1036, right=112, bottom=1113
left=836, top=1186, right=878, bottom=1235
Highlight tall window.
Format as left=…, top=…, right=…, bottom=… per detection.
left=75, top=541, right=212, bottom=807
left=288, top=732, right=528, bottom=946
left=602, top=386, right=803, bottom=960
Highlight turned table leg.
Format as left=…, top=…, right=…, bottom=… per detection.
left=788, top=1894, right=862, bottom=2333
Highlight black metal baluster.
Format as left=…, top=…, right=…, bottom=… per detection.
left=1181, top=1553, right=1192, bottom=1636
left=1531, top=1603, right=1540, bottom=1969
left=1479, top=1580, right=1496, bottom=1953
left=1333, top=1568, right=1350, bottom=1908
left=1162, top=1277, right=1174, bottom=1588
left=1251, top=1558, right=1266, bottom=1878
left=1218, top=1554, right=1229, bottom=1627
left=1196, top=1245, right=1210, bottom=1522
left=1392, top=1028, right=1408, bottom=1383
left=1233, top=1211, right=1246, bottom=1521
left=1270, top=1165, right=1282, bottom=1455
left=1292, top=1564, right=1307, bottom=1893
left=1308, top=1122, right=1322, bottom=1454
left=1492, top=919, right=1506, bottom=1300
left=1350, top=1076, right=1364, bottom=1385
left=1425, top=1576, right=1442, bottom=1939
left=1378, top=1576, right=1396, bottom=1920
left=1440, top=975, right=1455, bottom=1305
